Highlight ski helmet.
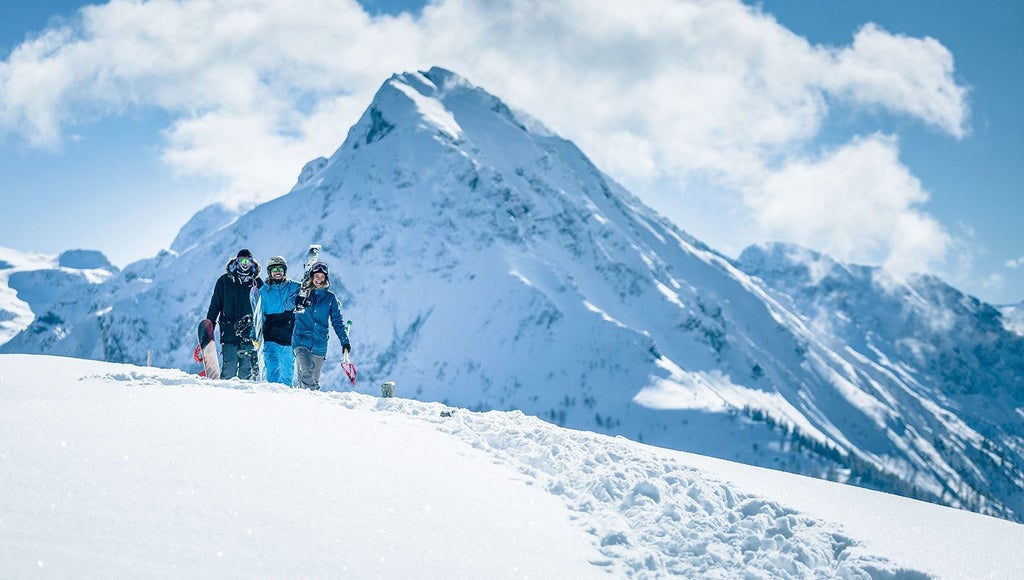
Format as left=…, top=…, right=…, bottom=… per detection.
left=310, top=261, right=329, bottom=276
left=267, top=256, right=287, bottom=272
left=309, top=261, right=330, bottom=287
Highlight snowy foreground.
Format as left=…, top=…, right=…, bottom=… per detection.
left=1, top=355, right=1022, bottom=578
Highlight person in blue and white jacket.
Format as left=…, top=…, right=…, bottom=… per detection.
left=292, top=261, right=351, bottom=390
left=259, top=256, right=301, bottom=386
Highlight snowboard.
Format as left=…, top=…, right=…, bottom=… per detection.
left=293, top=244, right=322, bottom=314
left=249, top=285, right=265, bottom=381
left=197, top=319, right=221, bottom=379
left=234, top=311, right=260, bottom=381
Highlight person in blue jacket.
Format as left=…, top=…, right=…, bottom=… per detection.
left=292, top=261, right=351, bottom=390
left=259, top=256, right=301, bottom=386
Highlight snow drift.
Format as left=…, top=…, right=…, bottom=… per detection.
left=2, top=354, right=1023, bottom=577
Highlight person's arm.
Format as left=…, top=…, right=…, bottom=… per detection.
left=330, top=295, right=350, bottom=353
left=285, top=280, right=300, bottom=311
left=206, top=276, right=223, bottom=322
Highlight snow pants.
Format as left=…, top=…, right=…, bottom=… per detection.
left=221, top=342, right=255, bottom=380
left=293, top=346, right=325, bottom=390
left=264, top=341, right=295, bottom=386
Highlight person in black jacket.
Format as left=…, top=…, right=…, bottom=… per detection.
left=206, top=248, right=263, bottom=379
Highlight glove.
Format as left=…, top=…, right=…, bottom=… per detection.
left=295, top=295, right=311, bottom=310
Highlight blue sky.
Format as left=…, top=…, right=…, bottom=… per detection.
left=0, top=0, right=1020, bottom=305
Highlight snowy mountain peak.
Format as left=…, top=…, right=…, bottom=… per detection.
left=57, top=249, right=117, bottom=271
left=342, top=68, right=468, bottom=151
left=170, top=202, right=250, bottom=254
left=738, top=242, right=855, bottom=286
left=329, top=67, right=544, bottom=168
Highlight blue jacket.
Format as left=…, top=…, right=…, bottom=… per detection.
left=260, top=279, right=300, bottom=345
left=292, top=287, right=350, bottom=357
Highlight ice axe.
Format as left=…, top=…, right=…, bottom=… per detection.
left=340, top=320, right=357, bottom=385
left=341, top=353, right=357, bottom=385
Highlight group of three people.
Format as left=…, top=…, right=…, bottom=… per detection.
left=206, top=248, right=351, bottom=390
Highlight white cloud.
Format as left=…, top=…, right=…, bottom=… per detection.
left=0, top=0, right=970, bottom=272
left=1007, top=257, right=1024, bottom=269
left=749, top=135, right=951, bottom=276
left=825, top=24, right=969, bottom=138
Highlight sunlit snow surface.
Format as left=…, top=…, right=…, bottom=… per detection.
left=2, top=355, right=1022, bottom=578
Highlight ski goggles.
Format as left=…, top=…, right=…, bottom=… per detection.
left=268, top=265, right=285, bottom=273
left=237, top=257, right=253, bottom=267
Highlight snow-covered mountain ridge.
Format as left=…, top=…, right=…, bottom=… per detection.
left=0, top=247, right=117, bottom=346
left=4, top=67, right=1023, bottom=522
left=737, top=242, right=1023, bottom=402
left=1001, top=300, right=1024, bottom=336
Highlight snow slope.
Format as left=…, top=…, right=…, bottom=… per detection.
left=2, top=354, right=1023, bottom=578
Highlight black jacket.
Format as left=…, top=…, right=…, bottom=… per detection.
left=264, top=312, right=295, bottom=345
left=206, top=262, right=263, bottom=344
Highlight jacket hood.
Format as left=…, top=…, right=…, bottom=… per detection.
left=226, top=257, right=262, bottom=283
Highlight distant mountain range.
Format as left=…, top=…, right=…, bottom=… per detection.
left=3, top=67, right=1022, bottom=521
left=0, top=248, right=117, bottom=346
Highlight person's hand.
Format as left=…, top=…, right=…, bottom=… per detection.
left=342, top=345, right=351, bottom=355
